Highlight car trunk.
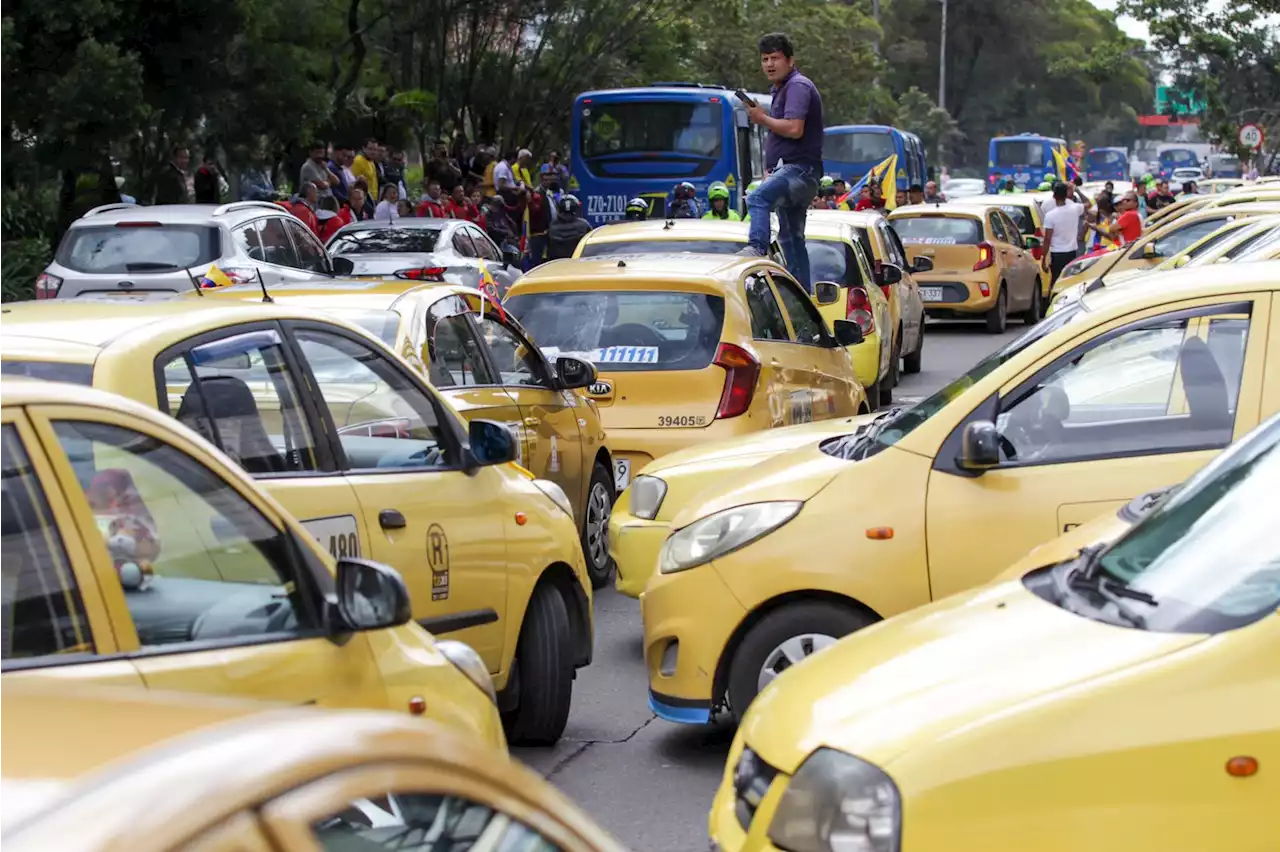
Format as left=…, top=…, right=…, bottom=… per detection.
left=335, top=252, right=442, bottom=278
left=54, top=223, right=221, bottom=298
left=901, top=239, right=983, bottom=273
left=587, top=366, right=726, bottom=429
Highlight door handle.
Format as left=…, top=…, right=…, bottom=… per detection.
left=379, top=509, right=406, bottom=530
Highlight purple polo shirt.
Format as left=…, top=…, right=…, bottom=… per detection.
left=765, top=69, right=824, bottom=167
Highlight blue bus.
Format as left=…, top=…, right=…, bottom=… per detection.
left=986, top=134, right=1067, bottom=192
left=1157, top=147, right=1201, bottom=180
left=570, top=84, right=771, bottom=227
left=1085, top=147, right=1129, bottom=182
left=822, top=125, right=926, bottom=191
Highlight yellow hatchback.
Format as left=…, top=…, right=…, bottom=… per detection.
left=2, top=683, right=628, bottom=852
left=504, top=255, right=868, bottom=490
left=710, top=412, right=1280, bottom=852
left=642, top=262, right=1280, bottom=724
left=573, top=217, right=782, bottom=262
left=0, top=379, right=504, bottom=749
left=195, top=279, right=618, bottom=589
left=1, top=300, right=593, bottom=744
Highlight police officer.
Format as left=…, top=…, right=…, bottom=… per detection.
left=667, top=181, right=701, bottom=219
left=548, top=195, right=592, bottom=260
left=625, top=197, right=649, bottom=221
left=702, top=181, right=741, bottom=220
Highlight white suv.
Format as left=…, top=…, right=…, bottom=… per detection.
left=37, top=201, right=338, bottom=299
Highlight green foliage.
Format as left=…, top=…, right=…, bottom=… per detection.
left=1, top=239, right=52, bottom=303
left=896, top=87, right=962, bottom=161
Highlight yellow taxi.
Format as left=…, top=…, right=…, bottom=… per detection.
left=642, top=262, right=1280, bottom=724
left=1143, top=184, right=1280, bottom=233
left=0, top=379, right=504, bottom=749
left=710, top=412, right=1280, bottom=852
left=1, top=300, right=593, bottom=745
left=572, top=217, right=782, bottom=262
left=2, top=683, right=628, bottom=852
left=889, top=202, right=1043, bottom=332
left=193, top=279, right=618, bottom=589
left=503, top=256, right=868, bottom=489
left=949, top=193, right=1052, bottom=302
left=1200, top=177, right=1245, bottom=194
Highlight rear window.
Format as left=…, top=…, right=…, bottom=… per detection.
left=993, top=140, right=1045, bottom=168
left=808, top=240, right=859, bottom=286
left=506, top=290, right=725, bottom=372
left=1089, top=149, right=1124, bottom=164
left=579, top=239, right=742, bottom=258
left=328, top=229, right=442, bottom=255
left=329, top=309, right=400, bottom=347
left=892, top=215, right=983, bottom=245
left=1, top=361, right=94, bottom=385
left=57, top=225, right=220, bottom=274
left=823, top=132, right=896, bottom=165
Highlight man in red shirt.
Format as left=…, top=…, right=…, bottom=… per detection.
left=1090, top=191, right=1142, bottom=246
left=416, top=179, right=447, bottom=218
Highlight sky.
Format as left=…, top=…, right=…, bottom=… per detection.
left=1088, top=0, right=1151, bottom=42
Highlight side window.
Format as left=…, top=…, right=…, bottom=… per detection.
left=469, top=228, right=502, bottom=262
left=744, top=273, right=790, bottom=341
left=878, top=221, right=908, bottom=267
left=293, top=328, right=453, bottom=471
left=2, top=425, right=94, bottom=660
left=254, top=217, right=300, bottom=268
left=1143, top=218, right=1229, bottom=259
left=999, top=213, right=1023, bottom=245
left=476, top=314, right=553, bottom=386
left=161, top=328, right=319, bottom=475
left=988, top=213, right=1010, bottom=244
left=451, top=230, right=477, bottom=258
left=310, top=792, right=564, bottom=851
left=285, top=220, right=329, bottom=273
left=51, top=419, right=318, bottom=648
left=996, top=310, right=1248, bottom=466
left=772, top=275, right=832, bottom=346
left=429, top=311, right=495, bottom=387
left=233, top=222, right=264, bottom=262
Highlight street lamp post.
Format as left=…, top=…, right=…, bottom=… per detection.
left=937, top=0, right=948, bottom=171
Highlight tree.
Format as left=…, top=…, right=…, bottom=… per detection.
left=895, top=86, right=961, bottom=162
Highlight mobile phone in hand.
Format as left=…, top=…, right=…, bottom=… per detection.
left=735, top=90, right=757, bottom=108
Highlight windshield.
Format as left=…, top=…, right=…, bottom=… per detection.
left=823, top=132, right=895, bottom=165
left=579, top=100, right=724, bottom=160
left=57, top=225, right=221, bottom=274
left=579, top=239, right=742, bottom=258
left=1226, top=225, right=1280, bottom=260
left=893, top=215, right=983, bottom=245
left=1089, top=416, right=1280, bottom=633
left=1160, top=149, right=1198, bottom=167
left=994, top=140, right=1046, bottom=168
left=329, top=309, right=401, bottom=347
left=1088, top=149, right=1124, bottom=165
left=327, top=228, right=441, bottom=255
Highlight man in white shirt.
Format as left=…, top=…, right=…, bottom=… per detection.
left=1040, top=182, right=1090, bottom=285
left=493, top=152, right=517, bottom=192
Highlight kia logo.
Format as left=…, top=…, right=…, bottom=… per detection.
left=588, top=381, right=612, bottom=396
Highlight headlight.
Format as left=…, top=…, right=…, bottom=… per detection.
left=629, top=475, right=668, bottom=520
left=768, top=749, right=901, bottom=852
left=532, top=478, right=574, bottom=519
left=435, top=639, right=497, bottom=704
left=1061, top=253, right=1101, bottom=279
left=658, top=501, right=801, bottom=575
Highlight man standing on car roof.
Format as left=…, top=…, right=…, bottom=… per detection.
left=738, top=32, right=823, bottom=293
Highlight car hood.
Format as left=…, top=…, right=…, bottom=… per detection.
left=738, top=580, right=1205, bottom=775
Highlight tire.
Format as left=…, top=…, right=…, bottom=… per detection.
left=1021, top=283, right=1041, bottom=326
left=864, top=377, right=880, bottom=411
left=985, top=286, right=1008, bottom=334
left=504, top=587, right=574, bottom=745
left=902, top=319, right=924, bottom=375
left=726, top=601, right=874, bottom=723
left=581, top=463, right=616, bottom=590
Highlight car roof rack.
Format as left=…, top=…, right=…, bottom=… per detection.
left=83, top=203, right=141, bottom=217
left=650, top=82, right=728, bottom=90
left=213, top=200, right=283, bottom=217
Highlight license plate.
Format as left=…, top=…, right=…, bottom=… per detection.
left=921, top=286, right=944, bottom=302
left=614, top=458, right=632, bottom=490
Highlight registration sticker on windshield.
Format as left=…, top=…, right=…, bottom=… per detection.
left=901, top=237, right=959, bottom=245
left=595, top=346, right=659, bottom=364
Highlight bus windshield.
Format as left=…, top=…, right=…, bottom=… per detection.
left=994, top=140, right=1046, bottom=168
left=823, top=132, right=896, bottom=165
left=579, top=101, right=724, bottom=160
left=1160, top=149, right=1198, bottom=167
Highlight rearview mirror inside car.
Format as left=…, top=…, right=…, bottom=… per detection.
left=957, top=420, right=1001, bottom=473
left=879, top=263, right=904, bottom=285
left=813, top=281, right=841, bottom=306
left=556, top=356, right=597, bottom=390
left=335, top=557, right=412, bottom=631
left=832, top=319, right=864, bottom=347
left=468, top=418, right=518, bottom=467
left=331, top=256, right=355, bottom=276
left=910, top=255, right=934, bottom=273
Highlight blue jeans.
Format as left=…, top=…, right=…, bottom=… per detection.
left=747, top=163, right=820, bottom=292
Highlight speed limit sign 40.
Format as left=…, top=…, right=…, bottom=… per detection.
left=1239, top=123, right=1265, bottom=151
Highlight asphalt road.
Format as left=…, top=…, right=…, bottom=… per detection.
left=512, top=317, right=1027, bottom=851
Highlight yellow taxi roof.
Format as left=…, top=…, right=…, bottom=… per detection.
left=888, top=202, right=984, bottom=219
left=948, top=194, right=1040, bottom=211
left=1082, top=260, right=1280, bottom=315
left=580, top=218, right=751, bottom=243
left=806, top=209, right=891, bottom=229
left=193, top=279, right=469, bottom=313
left=508, top=254, right=771, bottom=294
left=803, top=217, right=858, bottom=242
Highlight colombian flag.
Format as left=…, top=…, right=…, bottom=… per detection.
left=199, top=263, right=234, bottom=289
left=477, top=262, right=507, bottom=322
left=838, top=154, right=899, bottom=210
left=1051, top=146, right=1080, bottom=184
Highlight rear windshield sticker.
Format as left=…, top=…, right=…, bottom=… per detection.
left=901, top=237, right=959, bottom=245
left=541, top=345, right=659, bottom=365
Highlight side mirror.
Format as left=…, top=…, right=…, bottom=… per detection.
left=957, top=420, right=1001, bottom=473
left=832, top=319, right=864, bottom=347
left=331, top=256, right=355, bottom=276
left=468, top=418, right=518, bottom=467
left=556, top=356, right=597, bottom=390
left=335, top=557, right=411, bottom=631
left=814, top=281, right=841, bottom=306
left=879, top=263, right=904, bottom=285
left=1022, top=236, right=1042, bottom=251
left=910, top=255, right=934, bottom=273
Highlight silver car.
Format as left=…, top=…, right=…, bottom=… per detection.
left=36, top=201, right=337, bottom=299
left=325, top=218, right=523, bottom=296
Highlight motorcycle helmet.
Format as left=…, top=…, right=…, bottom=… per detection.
left=1037, top=179, right=1053, bottom=191
left=707, top=181, right=731, bottom=201
left=746, top=180, right=762, bottom=194
left=558, top=194, right=582, bottom=217
left=625, top=197, right=649, bottom=220
left=820, top=175, right=835, bottom=188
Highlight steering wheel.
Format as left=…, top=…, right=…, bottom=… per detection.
left=190, top=588, right=297, bottom=641
left=605, top=323, right=665, bottom=349
left=1000, top=385, right=1070, bottom=463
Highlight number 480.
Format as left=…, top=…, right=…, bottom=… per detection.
left=328, top=533, right=359, bottom=558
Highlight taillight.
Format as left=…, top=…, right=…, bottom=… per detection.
left=973, top=242, right=995, bottom=271
left=845, top=285, right=876, bottom=336
left=395, top=267, right=447, bottom=281
left=35, top=272, right=62, bottom=299
left=713, top=342, right=759, bottom=419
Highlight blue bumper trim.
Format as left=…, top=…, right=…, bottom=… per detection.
left=648, top=693, right=711, bottom=725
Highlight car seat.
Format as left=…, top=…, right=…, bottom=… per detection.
left=176, top=376, right=288, bottom=474
left=1178, top=336, right=1232, bottom=432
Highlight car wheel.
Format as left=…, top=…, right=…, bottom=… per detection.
left=582, top=463, right=616, bottom=589
left=726, top=602, right=873, bottom=723
left=1021, top=283, right=1041, bottom=326
left=902, top=319, right=924, bottom=375
left=864, top=377, right=880, bottom=411
left=985, top=286, right=1008, bottom=334
left=503, top=587, right=574, bottom=745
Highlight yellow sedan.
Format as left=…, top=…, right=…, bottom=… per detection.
left=711, top=411, right=1280, bottom=852
left=2, top=683, right=628, bottom=852
left=0, top=379, right=504, bottom=749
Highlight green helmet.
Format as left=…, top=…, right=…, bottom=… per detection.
left=746, top=180, right=762, bottom=194
left=820, top=175, right=835, bottom=187
left=1142, top=172, right=1154, bottom=184
left=708, top=181, right=731, bottom=201
left=1037, top=179, right=1053, bottom=191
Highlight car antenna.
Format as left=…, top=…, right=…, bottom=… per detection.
left=256, top=268, right=274, bottom=303
left=663, top=218, right=675, bottom=230
left=617, top=259, right=626, bottom=268
left=185, top=267, right=206, bottom=297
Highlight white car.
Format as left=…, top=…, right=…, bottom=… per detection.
left=941, top=178, right=986, bottom=198
left=1172, top=167, right=1206, bottom=184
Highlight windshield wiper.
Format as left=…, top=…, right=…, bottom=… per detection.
left=1051, top=545, right=1155, bottom=629
left=824, top=405, right=910, bottom=461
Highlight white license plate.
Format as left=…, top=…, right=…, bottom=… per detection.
left=921, top=286, right=944, bottom=302
left=614, top=458, right=632, bottom=490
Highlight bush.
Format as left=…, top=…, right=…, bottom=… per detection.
left=2, top=238, right=52, bottom=302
